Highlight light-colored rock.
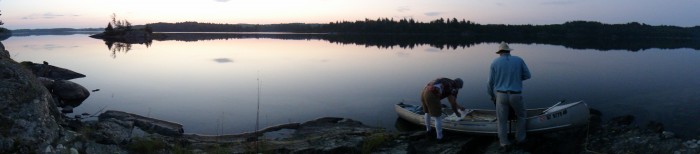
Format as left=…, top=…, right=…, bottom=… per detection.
left=99, top=110, right=184, bottom=137
left=686, top=140, right=698, bottom=149
left=43, top=145, right=53, bottom=153
left=70, top=148, right=79, bottom=154
left=93, top=118, right=135, bottom=145
left=85, top=141, right=128, bottom=154
left=55, top=144, right=66, bottom=153
left=59, top=130, right=82, bottom=144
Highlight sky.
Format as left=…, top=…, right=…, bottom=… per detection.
left=1, top=0, right=700, bottom=29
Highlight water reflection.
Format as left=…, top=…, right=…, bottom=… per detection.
left=104, top=40, right=151, bottom=58
left=146, top=33, right=700, bottom=51
left=10, top=34, right=697, bottom=137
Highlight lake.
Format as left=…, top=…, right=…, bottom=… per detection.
left=3, top=33, right=700, bottom=138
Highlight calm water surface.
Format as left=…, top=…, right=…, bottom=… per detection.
left=4, top=34, right=700, bottom=137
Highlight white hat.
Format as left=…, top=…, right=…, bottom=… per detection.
left=497, top=41, right=512, bottom=53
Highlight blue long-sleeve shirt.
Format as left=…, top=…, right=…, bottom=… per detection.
left=488, top=53, right=531, bottom=97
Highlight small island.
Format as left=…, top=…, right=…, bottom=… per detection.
left=89, top=14, right=162, bottom=44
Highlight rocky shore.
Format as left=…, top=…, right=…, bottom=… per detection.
left=1, top=41, right=699, bottom=153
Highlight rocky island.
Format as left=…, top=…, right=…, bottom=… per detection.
left=88, top=14, right=163, bottom=45
left=1, top=41, right=700, bottom=153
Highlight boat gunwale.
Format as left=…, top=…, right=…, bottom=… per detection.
left=395, top=101, right=589, bottom=134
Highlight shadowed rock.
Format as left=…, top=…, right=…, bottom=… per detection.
left=20, top=61, right=86, bottom=80
left=0, top=46, right=63, bottom=153
left=0, top=42, right=8, bottom=59
left=52, top=80, right=90, bottom=108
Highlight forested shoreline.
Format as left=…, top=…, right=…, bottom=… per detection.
left=8, top=18, right=700, bottom=40
left=145, top=18, right=700, bottom=39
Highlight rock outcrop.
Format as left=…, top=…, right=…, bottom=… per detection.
left=98, top=110, right=184, bottom=137
left=0, top=42, right=64, bottom=153
left=19, top=61, right=89, bottom=113
left=0, top=41, right=8, bottom=58
left=20, top=61, right=86, bottom=80
left=89, top=29, right=158, bottom=44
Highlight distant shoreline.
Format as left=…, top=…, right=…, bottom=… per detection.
left=8, top=19, right=700, bottom=39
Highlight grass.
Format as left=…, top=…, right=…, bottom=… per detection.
left=205, top=144, right=232, bottom=154
left=128, top=136, right=167, bottom=154
left=243, top=139, right=270, bottom=154
left=172, top=143, right=193, bottom=154
left=361, top=132, right=394, bottom=154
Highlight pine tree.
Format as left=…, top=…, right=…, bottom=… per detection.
left=105, top=23, right=114, bottom=35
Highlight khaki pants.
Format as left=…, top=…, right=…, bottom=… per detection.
left=421, top=86, right=442, bottom=117
left=421, top=86, right=444, bottom=139
left=496, top=92, right=526, bottom=146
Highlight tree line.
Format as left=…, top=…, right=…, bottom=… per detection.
left=103, top=13, right=154, bottom=36
left=0, top=10, right=4, bottom=26
left=0, top=10, right=9, bottom=40
left=146, top=18, right=700, bottom=39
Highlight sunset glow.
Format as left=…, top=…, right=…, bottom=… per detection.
left=2, top=0, right=700, bottom=29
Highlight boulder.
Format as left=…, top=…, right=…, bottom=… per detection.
left=20, top=61, right=86, bottom=80
left=92, top=118, right=134, bottom=145
left=52, top=80, right=90, bottom=107
left=0, top=42, right=8, bottom=59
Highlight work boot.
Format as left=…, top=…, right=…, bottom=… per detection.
left=424, top=130, right=435, bottom=140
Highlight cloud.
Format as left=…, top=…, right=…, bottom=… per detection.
left=540, top=0, right=576, bottom=5
left=22, top=13, right=65, bottom=20
left=214, top=0, right=230, bottom=2
left=424, top=12, right=442, bottom=16
left=397, top=6, right=410, bottom=13
left=213, top=58, right=233, bottom=63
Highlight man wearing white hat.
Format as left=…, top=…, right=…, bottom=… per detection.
left=488, top=41, right=531, bottom=151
